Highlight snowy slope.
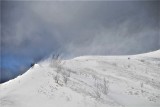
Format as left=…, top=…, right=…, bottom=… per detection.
left=0, top=50, right=160, bottom=107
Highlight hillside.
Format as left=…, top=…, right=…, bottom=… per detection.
left=0, top=50, right=160, bottom=107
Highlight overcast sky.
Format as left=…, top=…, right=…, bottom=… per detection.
left=1, top=1, right=160, bottom=83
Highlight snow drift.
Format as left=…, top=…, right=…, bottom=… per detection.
left=0, top=50, right=160, bottom=107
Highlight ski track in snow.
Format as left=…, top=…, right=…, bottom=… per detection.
left=0, top=50, right=160, bottom=107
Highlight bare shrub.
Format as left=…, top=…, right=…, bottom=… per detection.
left=102, top=78, right=109, bottom=95
left=63, top=75, right=68, bottom=84
left=93, top=76, right=110, bottom=99
left=50, top=53, right=63, bottom=84
left=54, top=74, right=59, bottom=83
left=50, top=53, right=63, bottom=69
left=92, top=74, right=98, bottom=81
left=62, top=70, right=70, bottom=85
left=50, top=53, right=72, bottom=85
left=94, top=80, right=101, bottom=99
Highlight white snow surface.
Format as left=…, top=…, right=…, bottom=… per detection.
left=0, top=50, right=160, bottom=107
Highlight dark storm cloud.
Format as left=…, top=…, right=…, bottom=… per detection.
left=1, top=1, right=160, bottom=82
left=2, top=1, right=160, bottom=58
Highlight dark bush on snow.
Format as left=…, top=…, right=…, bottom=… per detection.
left=30, top=63, right=35, bottom=67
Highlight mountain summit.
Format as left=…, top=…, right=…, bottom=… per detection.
left=1, top=50, right=160, bottom=107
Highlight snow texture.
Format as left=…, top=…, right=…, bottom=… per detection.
left=0, top=50, right=160, bottom=107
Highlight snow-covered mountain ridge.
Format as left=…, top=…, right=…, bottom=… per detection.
left=0, top=50, right=160, bottom=107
